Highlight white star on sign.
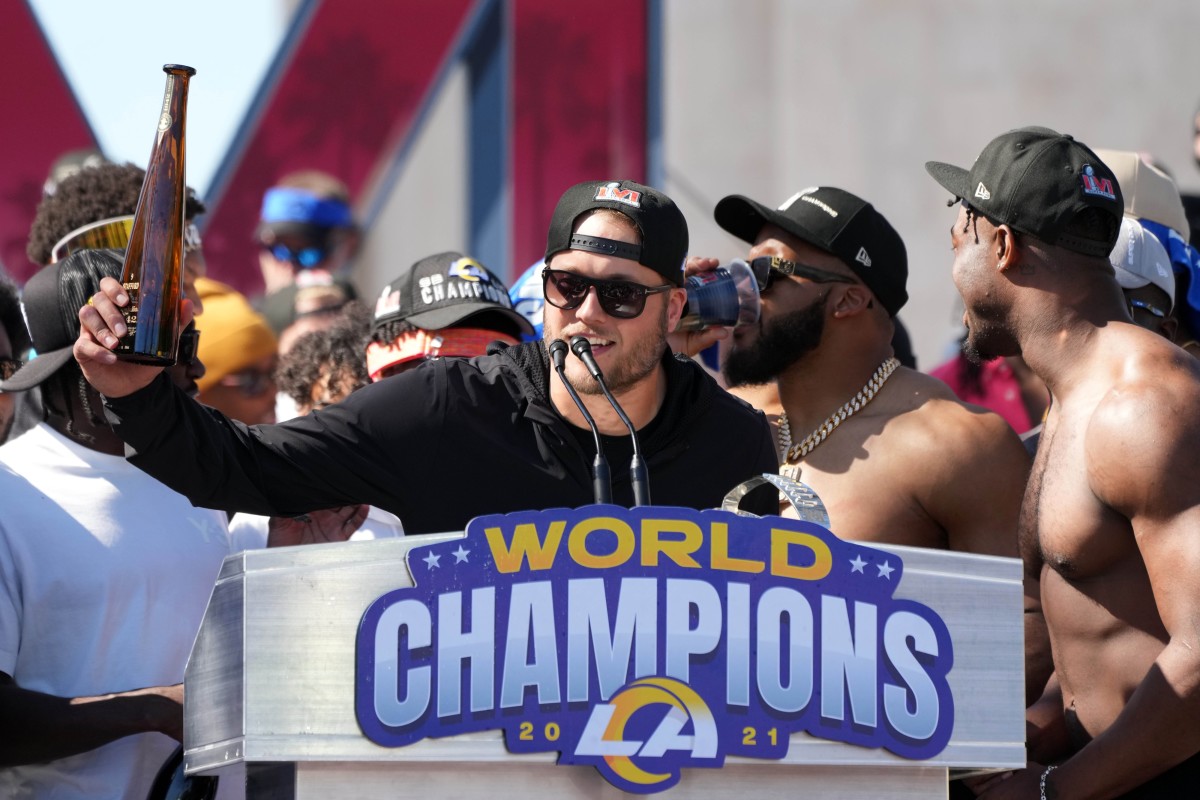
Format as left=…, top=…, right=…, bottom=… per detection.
left=423, top=552, right=442, bottom=569
left=877, top=561, right=894, bottom=580
left=849, top=555, right=867, bottom=573
left=452, top=545, right=470, bottom=564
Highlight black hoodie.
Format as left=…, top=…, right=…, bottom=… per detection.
left=104, top=340, right=778, bottom=534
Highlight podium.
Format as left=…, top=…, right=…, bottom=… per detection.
left=185, top=510, right=1025, bottom=798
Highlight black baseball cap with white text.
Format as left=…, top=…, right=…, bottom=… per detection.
left=714, top=187, right=908, bottom=315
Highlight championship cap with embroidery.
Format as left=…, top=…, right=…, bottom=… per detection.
left=0, top=248, right=122, bottom=392
left=714, top=186, right=908, bottom=315
left=926, top=126, right=1124, bottom=258
left=544, top=180, right=689, bottom=286
left=367, top=252, right=533, bottom=380
left=372, top=251, right=532, bottom=336
left=1110, top=217, right=1175, bottom=308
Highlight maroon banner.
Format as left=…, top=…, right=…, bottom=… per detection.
left=0, top=0, right=97, bottom=282
left=510, top=0, right=648, bottom=272
left=201, top=0, right=476, bottom=295
left=1, top=0, right=651, bottom=295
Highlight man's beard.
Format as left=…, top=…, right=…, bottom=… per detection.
left=552, top=302, right=670, bottom=396
left=960, top=306, right=1014, bottom=365
left=961, top=326, right=994, bottom=365
left=723, top=293, right=827, bottom=387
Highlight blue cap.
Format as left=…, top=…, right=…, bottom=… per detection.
left=260, top=187, right=353, bottom=229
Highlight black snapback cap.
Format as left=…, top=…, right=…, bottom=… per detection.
left=925, top=126, right=1123, bottom=258
left=715, top=186, right=908, bottom=315
left=0, top=248, right=123, bottom=392
left=544, top=180, right=689, bottom=286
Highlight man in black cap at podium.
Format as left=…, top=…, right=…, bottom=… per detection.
left=74, top=180, right=777, bottom=534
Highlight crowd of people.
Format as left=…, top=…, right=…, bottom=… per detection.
left=1, top=122, right=1199, bottom=799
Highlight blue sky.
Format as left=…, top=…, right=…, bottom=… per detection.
left=30, top=0, right=287, bottom=196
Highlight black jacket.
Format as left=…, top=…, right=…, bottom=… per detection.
left=104, top=341, right=778, bottom=534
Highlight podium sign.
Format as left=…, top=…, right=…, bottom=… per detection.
left=185, top=506, right=1024, bottom=797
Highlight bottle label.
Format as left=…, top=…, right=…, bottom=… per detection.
left=158, top=76, right=174, bottom=132
left=120, top=281, right=140, bottom=338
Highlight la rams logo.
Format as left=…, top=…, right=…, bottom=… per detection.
left=569, top=677, right=719, bottom=793
left=449, top=256, right=490, bottom=282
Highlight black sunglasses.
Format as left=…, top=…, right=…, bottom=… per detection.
left=748, top=256, right=858, bottom=293
left=542, top=268, right=672, bottom=319
left=177, top=328, right=200, bottom=366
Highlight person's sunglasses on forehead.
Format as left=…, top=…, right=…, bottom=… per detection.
left=748, top=256, right=858, bottom=293
left=541, top=268, right=672, bottom=319
left=49, top=215, right=204, bottom=265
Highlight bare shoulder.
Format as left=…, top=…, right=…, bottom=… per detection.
left=1086, top=340, right=1200, bottom=517
left=880, top=368, right=1026, bottom=458
left=866, top=369, right=1027, bottom=556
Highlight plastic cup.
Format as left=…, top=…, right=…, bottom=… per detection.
left=675, top=259, right=761, bottom=331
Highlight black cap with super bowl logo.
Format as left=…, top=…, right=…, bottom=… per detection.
left=372, top=251, right=533, bottom=338
left=714, top=186, right=909, bottom=316
left=925, top=126, right=1124, bottom=258
left=544, top=180, right=689, bottom=286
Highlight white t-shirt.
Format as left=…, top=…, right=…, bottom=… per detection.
left=228, top=504, right=405, bottom=552
left=0, top=424, right=232, bottom=800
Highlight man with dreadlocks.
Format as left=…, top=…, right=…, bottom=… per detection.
left=0, top=250, right=231, bottom=799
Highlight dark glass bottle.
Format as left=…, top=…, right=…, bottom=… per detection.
left=144, top=744, right=219, bottom=800
left=116, top=64, right=195, bottom=365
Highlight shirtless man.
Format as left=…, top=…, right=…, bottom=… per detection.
left=706, top=187, right=1045, bottom=710
left=712, top=187, right=1030, bottom=553
left=927, top=126, right=1200, bottom=798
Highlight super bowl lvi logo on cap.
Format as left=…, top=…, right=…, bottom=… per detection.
left=593, top=181, right=642, bottom=208
left=375, top=283, right=402, bottom=320
left=1081, top=166, right=1117, bottom=200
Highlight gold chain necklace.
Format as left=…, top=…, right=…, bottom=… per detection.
left=778, top=357, right=900, bottom=481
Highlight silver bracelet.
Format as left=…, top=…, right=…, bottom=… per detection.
left=1039, top=764, right=1058, bottom=800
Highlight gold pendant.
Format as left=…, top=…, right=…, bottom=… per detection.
left=780, top=462, right=802, bottom=482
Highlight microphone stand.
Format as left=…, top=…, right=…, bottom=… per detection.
left=548, top=339, right=611, bottom=504
left=569, top=336, right=650, bottom=506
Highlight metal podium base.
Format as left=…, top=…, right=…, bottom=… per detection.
left=187, top=522, right=1023, bottom=800
left=264, top=760, right=949, bottom=798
